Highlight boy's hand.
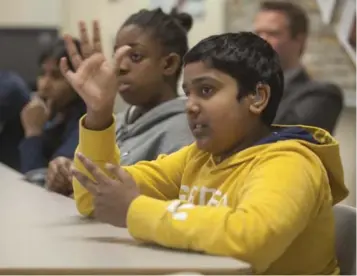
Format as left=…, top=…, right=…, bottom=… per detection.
left=59, top=21, right=131, bottom=130
left=71, top=152, right=140, bottom=227
left=46, top=157, right=73, bottom=195
left=21, top=97, right=51, bottom=137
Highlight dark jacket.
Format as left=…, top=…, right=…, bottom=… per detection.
left=0, top=71, right=30, bottom=171
left=19, top=99, right=86, bottom=174
left=274, top=68, right=343, bottom=134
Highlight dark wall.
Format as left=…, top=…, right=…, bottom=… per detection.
left=0, top=28, right=58, bottom=91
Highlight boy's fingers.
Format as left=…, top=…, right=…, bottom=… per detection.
left=76, top=152, right=114, bottom=187
left=71, top=168, right=98, bottom=195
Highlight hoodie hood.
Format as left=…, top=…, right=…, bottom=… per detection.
left=116, top=97, right=187, bottom=140
left=261, top=125, right=348, bottom=205
left=217, top=125, right=348, bottom=205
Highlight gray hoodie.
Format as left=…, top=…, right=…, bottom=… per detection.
left=115, top=97, right=194, bottom=165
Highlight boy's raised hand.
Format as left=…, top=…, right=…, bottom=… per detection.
left=60, top=21, right=131, bottom=130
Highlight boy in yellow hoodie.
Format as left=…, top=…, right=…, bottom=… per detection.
left=60, top=31, right=349, bottom=274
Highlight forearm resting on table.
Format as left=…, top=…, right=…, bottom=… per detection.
left=72, top=114, right=120, bottom=216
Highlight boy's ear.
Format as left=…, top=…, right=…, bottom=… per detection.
left=248, top=83, right=271, bottom=115
left=161, top=53, right=181, bottom=77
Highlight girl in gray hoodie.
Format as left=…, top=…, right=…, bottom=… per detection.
left=45, top=8, right=194, bottom=195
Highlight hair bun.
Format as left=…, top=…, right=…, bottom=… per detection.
left=170, top=9, right=193, bottom=32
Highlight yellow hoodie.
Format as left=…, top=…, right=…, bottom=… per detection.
left=73, top=117, right=349, bottom=275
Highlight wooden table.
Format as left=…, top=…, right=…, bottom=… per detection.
left=0, top=164, right=252, bottom=275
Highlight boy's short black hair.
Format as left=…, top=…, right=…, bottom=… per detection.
left=38, top=38, right=81, bottom=71
left=184, top=32, right=284, bottom=126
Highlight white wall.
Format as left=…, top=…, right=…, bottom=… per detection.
left=61, top=0, right=224, bottom=57
left=1, top=0, right=356, bottom=206
left=0, top=0, right=63, bottom=27
left=61, top=0, right=225, bottom=110
left=316, top=0, right=336, bottom=24
left=335, top=107, right=356, bottom=206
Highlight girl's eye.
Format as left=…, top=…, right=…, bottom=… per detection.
left=130, top=53, right=143, bottom=62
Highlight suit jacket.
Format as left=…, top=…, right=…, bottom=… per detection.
left=274, top=68, right=343, bottom=134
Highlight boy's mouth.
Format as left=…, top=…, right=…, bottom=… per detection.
left=191, top=123, right=208, bottom=137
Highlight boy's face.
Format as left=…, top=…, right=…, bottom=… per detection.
left=37, top=58, right=76, bottom=113
left=183, top=61, right=261, bottom=156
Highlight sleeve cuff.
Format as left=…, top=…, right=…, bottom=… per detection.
left=19, top=136, right=45, bottom=173
left=77, top=115, right=117, bottom=160
left=127, top=195, right=169, bottom=241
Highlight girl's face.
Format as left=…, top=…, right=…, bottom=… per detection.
left=114, top=25, right=169, bottom=107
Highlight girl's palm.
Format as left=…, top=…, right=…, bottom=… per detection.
left=61, top=51, right=118, bottom=112
left=59, top=22, right=130, bottom=113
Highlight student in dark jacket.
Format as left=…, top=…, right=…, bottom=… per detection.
left=19, top=38, right=85, bottom=182
left=254, top=1, right=343, bottom=134
left=0, top=71, right=30, bottom=170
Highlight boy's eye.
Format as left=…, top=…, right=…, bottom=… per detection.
left=130, top=53, right=143, bottom=63
left=51, top=71, right=63, bottom=79
left=37, top=69, right=62, bottom=80
left=201, top=86, right=214, bottom=96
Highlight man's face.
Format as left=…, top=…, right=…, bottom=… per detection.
left=254, top=10, right=303, bottom=70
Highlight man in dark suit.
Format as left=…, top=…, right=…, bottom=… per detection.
left=254, top=1, right=343, bottom=134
